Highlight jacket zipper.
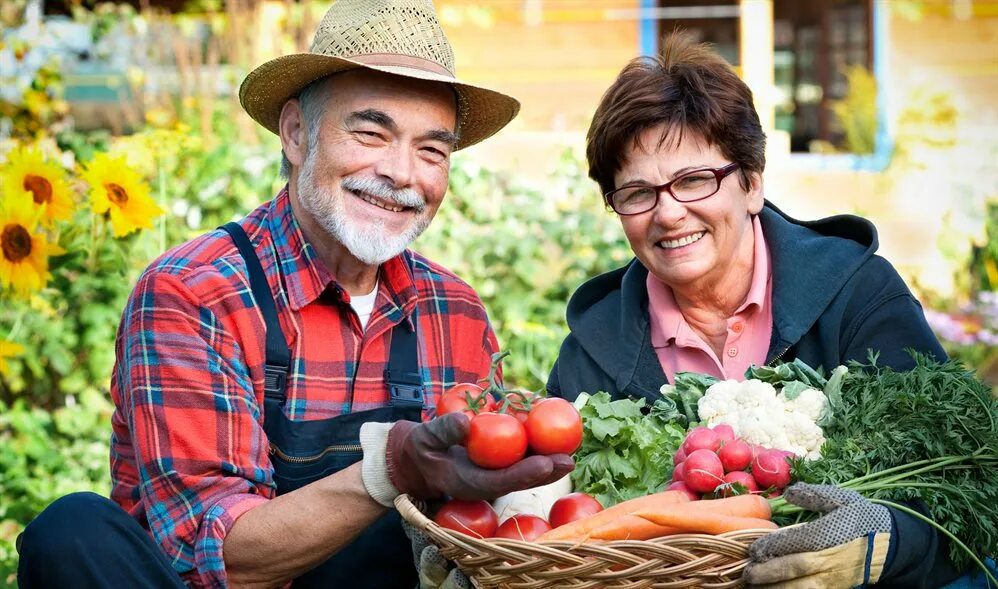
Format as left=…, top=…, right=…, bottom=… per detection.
left=767, top=345, right=791, bottom=366
left=269, top=442, right=363, bottom=464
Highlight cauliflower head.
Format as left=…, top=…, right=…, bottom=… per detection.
left=697, top=379, right=827, bottom=459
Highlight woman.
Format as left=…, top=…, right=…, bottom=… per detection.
left=547, top=33, right=976, bottom=588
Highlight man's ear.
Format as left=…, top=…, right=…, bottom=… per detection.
left=746, top=170, right=765, bottom=215
left=279, top=98, right=307, bottom=170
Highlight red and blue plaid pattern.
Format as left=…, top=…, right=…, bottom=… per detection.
left=109, top=187, right=499, bottom=587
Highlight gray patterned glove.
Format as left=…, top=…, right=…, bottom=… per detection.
left=403, top=519, right=471, bottom=589
left=744, top=483, right=892, bottom=588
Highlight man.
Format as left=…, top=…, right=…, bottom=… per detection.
left=16, top=1, right=573, bottom=587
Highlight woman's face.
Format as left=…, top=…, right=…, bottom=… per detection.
left=613, top=126, right=763, bottom=293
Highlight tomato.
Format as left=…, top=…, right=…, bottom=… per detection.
left=436, top=383, right=493, bottom=418
left=434, top=499, right=498, bottom=538
left=547, top=492, right=603, bottom=529
left=466, top=412, right=528, bottom=469
left=506, top=390, right=540, bottom=424
left=524, top=397, right=583, bottom=455
left=493, top=514, right=551, bottom=541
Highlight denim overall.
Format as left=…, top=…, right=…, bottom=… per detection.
left=222, top=223, right=422, bottom=588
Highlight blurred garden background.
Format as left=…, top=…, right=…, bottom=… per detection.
left=0, top=0, right=996, bottom=584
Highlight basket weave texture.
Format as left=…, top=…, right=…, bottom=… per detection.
left=395, top=494, right=774, bottom=589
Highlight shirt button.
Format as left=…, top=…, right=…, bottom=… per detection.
left=727, top=347, right=738, bottom=357
left=732, top=322, right=743, bottom=333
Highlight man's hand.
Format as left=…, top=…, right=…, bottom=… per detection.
left=743, top=483, right=892, bottom=588
left=387, top=413, right=574, bottom=501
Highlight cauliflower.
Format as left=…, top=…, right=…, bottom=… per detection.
left=696, top=379, right=828, bottom=460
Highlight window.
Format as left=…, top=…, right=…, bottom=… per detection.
left=653, top=1, right=742, bottom=67
left=773, top=0, right=873, bottom=153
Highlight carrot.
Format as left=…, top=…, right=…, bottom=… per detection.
left=546, top=494, right=775, bottom=542
left=631, top=511, right=777, bottom=535
left=629, top=494, right=777, bottom=535
left=536, top=490, right=688, bottom=542
left=586, top=514, right=680, bottom=541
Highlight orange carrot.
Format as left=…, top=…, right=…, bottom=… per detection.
left=536, top=490, right=688, bottom=542
left=684, top=493, right=773, bottom=520
left=628, top=494, right=777, bottom=535
left=586, top=514, right=680, bottom=541
left=631, top=511, right=777, bottom=535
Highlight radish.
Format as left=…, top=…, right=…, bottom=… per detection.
left=672, top=461, right=686, bottom=482
left=721, top=470, right=760, bottom=495
left=752, top=448, right=792, bottom=490
left=683, top=449, right=725, bottom=493
left=717, top=438, right=753, bottom=473
left=711, top=423, right=736, bottom=443
left=673, top=446, right=688, bottom=466
left=682, top=427, right=721, bottom=454
left=666, top=481, right=700, bottom=501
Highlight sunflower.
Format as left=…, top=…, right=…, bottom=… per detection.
left=0, top=190, right=64, bottom=298
left=80, top=152, right=164, bottom=237
left=1, top=144, right=75, bottom=226
left=0, top=340, right=25, bottom=377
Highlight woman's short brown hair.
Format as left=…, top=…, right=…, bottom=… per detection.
left=587, top=31, right=766, bottom=197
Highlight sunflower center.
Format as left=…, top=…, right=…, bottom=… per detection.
left=24, top=174, right=53, bottom=205
left=1, top=223, right=32, bottom=263
left=105, top=183, right=129, bottom=205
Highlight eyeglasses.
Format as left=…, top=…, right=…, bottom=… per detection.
left=604, top=162, right=741, bottom=216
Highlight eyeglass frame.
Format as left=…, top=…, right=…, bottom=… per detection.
left=603, top=162, right=742, bottom=216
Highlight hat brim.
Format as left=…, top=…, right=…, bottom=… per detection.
left=239, top=53, right=520, bottom=151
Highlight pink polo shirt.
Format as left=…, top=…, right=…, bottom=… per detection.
left=647, top=215, right=773, bottom=382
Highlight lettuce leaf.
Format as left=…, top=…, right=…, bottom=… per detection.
left=570, top=392, right=687, bottom=507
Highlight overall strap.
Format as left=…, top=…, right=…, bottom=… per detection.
left=220, top=222, right=290, bottom=401
left=384, top=319, right=425, bottom=418
left=384, top=252, right=425, bottom=419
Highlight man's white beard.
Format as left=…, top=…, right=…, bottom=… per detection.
left=296, top=149, right=432, bottom=266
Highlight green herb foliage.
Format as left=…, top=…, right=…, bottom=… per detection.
left=788, top=351, right=998, bottom=569
left=658, top=372, right=717, bottom=427
left=571, top=392, right=686, bottom=508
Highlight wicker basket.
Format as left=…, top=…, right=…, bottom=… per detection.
left=395, top=494, right=775, bottom=589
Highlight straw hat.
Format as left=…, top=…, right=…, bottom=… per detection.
left=239, top=0, right=519, bottom=150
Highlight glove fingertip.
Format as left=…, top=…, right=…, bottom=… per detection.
left=430, top=413, right=471, bottom=445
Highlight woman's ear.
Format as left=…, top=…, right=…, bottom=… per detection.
left=745, top=170, right=765, bottom=215
left=279, top=98, right=307, bottom=171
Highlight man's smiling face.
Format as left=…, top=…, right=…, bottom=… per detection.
left=294, top=69, right=458, bottom=266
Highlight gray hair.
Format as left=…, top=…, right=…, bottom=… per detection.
left=279, top=77, right=334, bottom=179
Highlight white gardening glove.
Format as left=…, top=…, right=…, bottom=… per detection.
left=744, top=483, right=892, bottom=588
left=403, top=518, right=472, bottom=589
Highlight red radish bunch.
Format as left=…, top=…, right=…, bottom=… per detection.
left=670, top=425, right=794, bottom=500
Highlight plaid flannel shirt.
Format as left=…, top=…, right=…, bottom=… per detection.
left=109, top=187, right=499, bottom=587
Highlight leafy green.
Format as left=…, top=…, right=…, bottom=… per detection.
left=658, top=372, right=718, bottom=427
left=571, top=392, right=686, bottom=508
left=746, top=358, right=829, bottom=390
left=785, top=351, right=998, bottom=570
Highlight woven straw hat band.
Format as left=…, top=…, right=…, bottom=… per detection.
left=310, top=0, right=456, bottom=76
left=350, top=54, right=453, bottom=78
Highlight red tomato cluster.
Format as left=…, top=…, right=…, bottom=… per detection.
left=668, top=424, right=794, bottom=501
left=437, top=382, right=583, bottom=470
left=434, top=493, right=603, bottom=541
